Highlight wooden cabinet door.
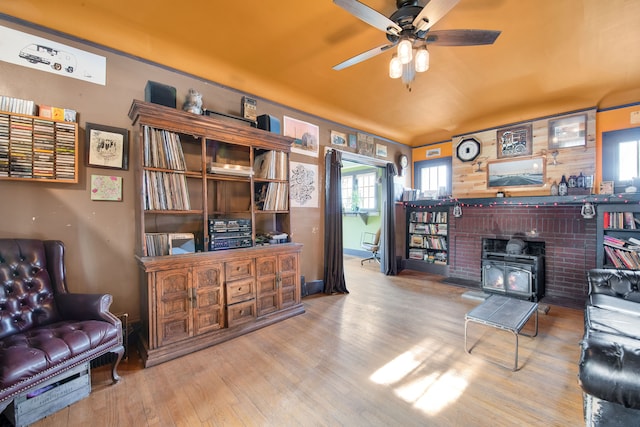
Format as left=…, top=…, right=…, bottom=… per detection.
left=156, top=268, right=191, bottom=347
left=256, top=256, right=278, bottom=316
left=193, top=263, right=225, bottom=334
left=278, top=252, right=299, bottom=309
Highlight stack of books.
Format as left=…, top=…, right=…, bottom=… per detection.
left=603, top=235, right=640, bottom=269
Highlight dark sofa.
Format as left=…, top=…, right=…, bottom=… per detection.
left=0, top=239, right=124, bottom=412
left=578, top=268, right=640, bottom=426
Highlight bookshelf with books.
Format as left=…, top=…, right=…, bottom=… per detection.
left=128, top=100, right=303, bottom=367
left=0, top=111, right=77, bottom=183
left=597, top=204, right=640, bottom=269
left=404, top=205, right=449, bottom=274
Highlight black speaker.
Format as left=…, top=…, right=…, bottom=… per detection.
left=144, top=81, right=176, bottom=108
left=257, top=114, right=281, bottom=134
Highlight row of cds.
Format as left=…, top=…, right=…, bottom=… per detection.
left=0, top=113, right=76, bottom=180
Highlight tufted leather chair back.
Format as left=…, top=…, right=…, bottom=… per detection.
left=588, top=268, right=640, bottom=303
left=0, top=239, right=61, bottom=339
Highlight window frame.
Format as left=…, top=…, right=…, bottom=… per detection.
left=413, top=157, right=452, bottom=198
left=341, top=169, right=379, bottom=212
left=602, top=127, right=640, bottom=193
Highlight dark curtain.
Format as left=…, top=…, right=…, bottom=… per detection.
left=323, top=150, right=348, bottom=294
left=381, top=162, right=398, bottom=275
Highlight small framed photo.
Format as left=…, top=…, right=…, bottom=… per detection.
left=331, top=130, right=347, bottom=146
left=86, top=122, right=129, bottom=170
left=90, top=174, right=123, bottom=201
left=599, top=181, right=614, bottom=195
left=375, top=143, right=387, bottom=158
left=548, top=114, right=587, bottom=149
left=497, top=124, right=532, bottom=158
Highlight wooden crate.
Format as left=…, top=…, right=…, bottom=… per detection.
left=5, top=362, right=91, bottom=427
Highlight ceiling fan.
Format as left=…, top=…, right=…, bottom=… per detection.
left=333, top=0, right=500, bottom=86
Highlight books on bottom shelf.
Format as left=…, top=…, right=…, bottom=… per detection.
left=408, top=248, right=447, bottom=264
left=143, top=170, right=191, bottom=210
left=604, top=245, right=640, bottom=269
left=145, top=232, right=195, bottom=256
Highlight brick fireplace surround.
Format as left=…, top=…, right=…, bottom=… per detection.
left=448, top=204, right=597, bottom=306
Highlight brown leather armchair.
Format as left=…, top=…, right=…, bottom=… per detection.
left=0, top=239, right=124, bottom=411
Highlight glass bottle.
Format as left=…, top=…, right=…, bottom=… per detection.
left=551, top=181, right=559, bottom=196
left=558, top=175, right=568, bottom=196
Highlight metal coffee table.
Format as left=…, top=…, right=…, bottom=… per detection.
left=465, top=294, right=538, bottom=371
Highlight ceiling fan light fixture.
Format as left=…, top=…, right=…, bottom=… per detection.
left=389, top=55, right=402, bottom=79
left=414, top=47, right=429, bottom=72
left=402, top=62, right=416, bottom=85
left=397, top=38, right=413, bottom=64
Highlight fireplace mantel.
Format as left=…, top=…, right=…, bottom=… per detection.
left=403, top=193, right=640, bottom=208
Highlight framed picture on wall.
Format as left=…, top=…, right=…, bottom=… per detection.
left=497, top=124, right=532, bottom=158
left=86, top=123, right=129, bottom=170
left=487, top=157, right=545, bottom=188
left=548, top=113, right=587, bottom=149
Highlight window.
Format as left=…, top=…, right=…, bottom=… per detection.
left=414, top=157, right=452, bottom=198
left=603, top=127, right=640, bottom=192
left=342, top=171, right=377, bottom=211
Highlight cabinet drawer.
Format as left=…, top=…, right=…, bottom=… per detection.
left=225, top=259, right=255, bottom=281
left=227, top=299, right=256, bottom=327
left=226, top=277, right=255, bottom=305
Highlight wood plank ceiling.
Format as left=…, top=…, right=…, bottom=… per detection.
left=2, top=0, right=640, bottom=146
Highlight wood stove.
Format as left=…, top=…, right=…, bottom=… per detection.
left=481, top=238, right=545, bottom=302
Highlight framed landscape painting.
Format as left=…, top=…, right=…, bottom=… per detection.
left=487, top=157, right=545, bottom=188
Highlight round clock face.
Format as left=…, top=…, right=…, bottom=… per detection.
left=456, top=138, right=481, bottom=162
left=399, top=154, right=409, bottom=168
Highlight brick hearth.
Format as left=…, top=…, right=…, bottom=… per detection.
left=448, top=204, right=597, bottom=305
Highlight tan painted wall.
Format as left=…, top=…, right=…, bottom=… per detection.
left=0, top=18, right=411, bottom=320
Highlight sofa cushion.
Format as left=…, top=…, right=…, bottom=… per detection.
left=0, top=319, right=119, bottom=390
left=590, top=294, right=640, bottom=317
left=579, top=330, right=640, bottom=410
left=587, top=305, right=640, bottom=340
left=0, top=239, right=60, bottom=339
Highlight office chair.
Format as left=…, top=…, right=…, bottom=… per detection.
left=360, top=227, right=381, bottom=265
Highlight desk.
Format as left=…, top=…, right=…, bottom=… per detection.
left=465, top=295, right=538, bottom=371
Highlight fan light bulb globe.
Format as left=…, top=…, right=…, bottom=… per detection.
left=398, top=39, right=413, bottom=65
left=415, top=48, right=429, bottom=72
left=402, top=62, right=415, bottom=85
left=389, top=56, right=402, bottom=79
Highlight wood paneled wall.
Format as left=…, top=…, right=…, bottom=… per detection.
left=451, top=108, right=596, bottom=198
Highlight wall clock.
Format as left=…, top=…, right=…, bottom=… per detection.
left=456, top=137, right=481, bottom=162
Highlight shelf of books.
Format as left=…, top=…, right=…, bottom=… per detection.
left=404, top=206, right=449, bottom=274
left=0, top=111, right=77, bottom=183
left=597, top=204, right=640, bottom=269
left=129, top=99, right=296, bottom=258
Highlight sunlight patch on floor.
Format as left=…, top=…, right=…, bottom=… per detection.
left=369, top=340, right=474, bottom=416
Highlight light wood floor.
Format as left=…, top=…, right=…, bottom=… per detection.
left=30, top=257, right=585, bottom=426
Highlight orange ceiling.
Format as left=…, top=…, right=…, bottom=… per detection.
left=2, top=0, right=640, bottom=146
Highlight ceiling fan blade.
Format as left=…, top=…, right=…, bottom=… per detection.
left=425, top=29, right=501, bottom=46
left=334, top=0, right=402, bottom=35
left=412, top=0, right=460, bottom=32
left=333, top=43, right=396, bottom=70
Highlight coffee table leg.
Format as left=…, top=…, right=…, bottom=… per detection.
left=512, top=330, right=519, bottom=371
left=520, top=310, right=539, bottom=338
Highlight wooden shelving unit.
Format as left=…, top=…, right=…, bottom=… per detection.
left=128, top=100, right=304, bottom=367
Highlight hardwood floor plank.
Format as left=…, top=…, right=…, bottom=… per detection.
left=26, top=257, right=585, bottom=426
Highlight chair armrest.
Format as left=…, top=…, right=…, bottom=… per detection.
left=55, top=293, right=120, bottom=325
